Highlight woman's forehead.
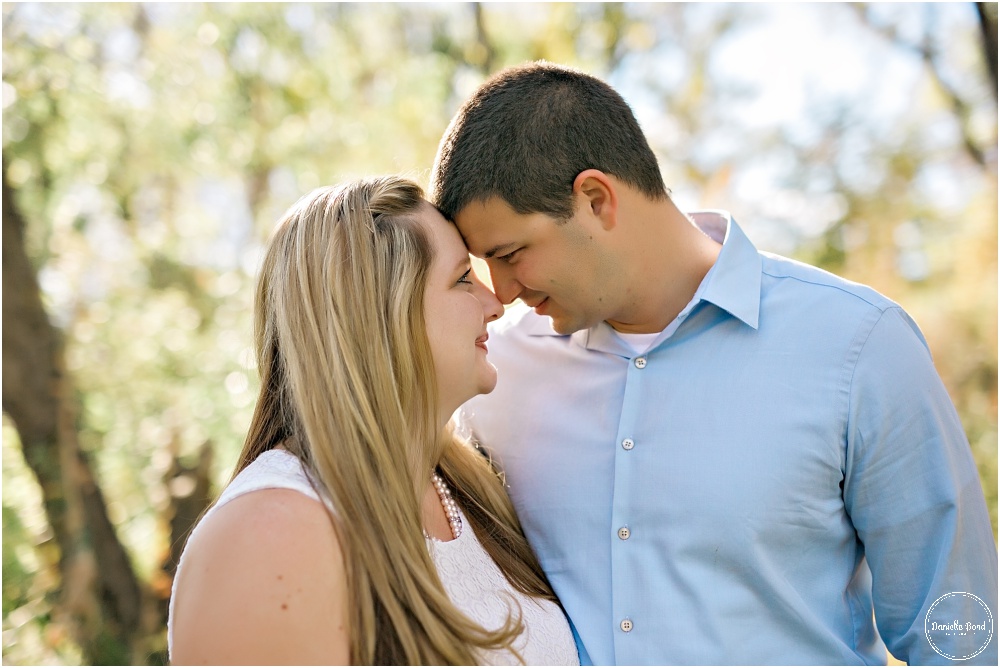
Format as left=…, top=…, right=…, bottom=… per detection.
left=418, top=202, right=470, bottom=266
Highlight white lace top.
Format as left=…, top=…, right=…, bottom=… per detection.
left=168, top=450, right=579, bottom=666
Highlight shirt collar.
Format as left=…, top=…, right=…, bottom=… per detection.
left=525, top=209, right=762, bottom=339
left=690, top=210, right=761, bottom=330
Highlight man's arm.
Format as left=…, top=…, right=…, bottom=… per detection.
left=844, top=306, right=997, bottom=665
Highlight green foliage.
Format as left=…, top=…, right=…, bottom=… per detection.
left=2, top=420, right=81, bottom=664
left=2, top=2, right=996, bottom=664
left=2, top=505, right=32, bottom=618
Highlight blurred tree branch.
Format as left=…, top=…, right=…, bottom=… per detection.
left=473, top=3, right=496, bottom=75
left=850, top=2, right=996, bottom=169
left=601, top=3, right=628, bottom=72
left=976, top=2, right=997, bottom=96
left=2, top=165, right=147, bottom=663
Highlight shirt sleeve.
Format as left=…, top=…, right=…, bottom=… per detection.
left=844, top=306, right=998, bottom=665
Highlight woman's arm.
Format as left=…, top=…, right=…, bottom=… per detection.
left=170, top=488, right=350, bottom=665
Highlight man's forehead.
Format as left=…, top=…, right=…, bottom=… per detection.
left=453, top=197, right=518, bottom=256
left=454, top=196, right=511, bottom=223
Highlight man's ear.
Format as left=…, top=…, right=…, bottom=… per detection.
left=572, top=169, right=618, bottom=230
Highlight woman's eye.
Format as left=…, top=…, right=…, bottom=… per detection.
left=457, top=269, right=473, bottom=285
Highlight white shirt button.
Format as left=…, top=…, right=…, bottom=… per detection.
left=618, top=526, right=631, bottom=540
left=634, top=356, right=647, bottom=369
left=622, top=438, right=634, bottom=450
left=620, top=618, right=633, bottom=633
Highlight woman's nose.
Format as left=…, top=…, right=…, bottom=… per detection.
left=475, top=279, right=504, bottom=323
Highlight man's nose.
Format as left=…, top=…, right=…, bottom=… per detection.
left=487, top=262, right=523, bottom=305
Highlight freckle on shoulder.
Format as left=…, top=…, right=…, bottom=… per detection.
left=181, top=487, right=342, bottom=589
left=171, top=485, right=351, bottom=662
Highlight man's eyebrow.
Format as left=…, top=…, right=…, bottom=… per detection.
left=483, top=242, right=518, bottom=260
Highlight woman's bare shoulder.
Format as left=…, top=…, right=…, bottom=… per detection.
left=171, top=487, right=350, bottom=665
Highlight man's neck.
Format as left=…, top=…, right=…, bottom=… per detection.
left=606, top=198, right=722, bottom=334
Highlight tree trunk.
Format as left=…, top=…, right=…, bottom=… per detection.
left=2, top=167, right=146, bottom=663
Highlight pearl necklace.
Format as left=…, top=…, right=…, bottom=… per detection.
left=431, top=471, right=463, bottom=540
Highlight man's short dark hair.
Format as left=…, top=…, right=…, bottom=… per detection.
left=431, top=61, right=668, bottom=221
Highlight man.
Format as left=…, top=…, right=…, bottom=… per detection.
left=431, top=61, right=998, bottom=665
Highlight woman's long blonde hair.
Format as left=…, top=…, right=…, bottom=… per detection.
left=234, top=176, right=556, bottom=664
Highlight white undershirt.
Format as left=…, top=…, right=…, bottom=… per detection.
left=614, top=330, right=664, bottom=355
left=611, top=225, right=724, bottom=355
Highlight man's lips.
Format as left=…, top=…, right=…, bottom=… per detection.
left=526, top=297, right=549, bottom=314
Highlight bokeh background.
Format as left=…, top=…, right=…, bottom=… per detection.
left=2, top=2, right=996, bottom=664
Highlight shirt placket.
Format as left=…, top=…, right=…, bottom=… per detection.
left=609, top=351, right=648, bottom=663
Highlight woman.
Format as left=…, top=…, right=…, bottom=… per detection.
left=168, top=176, right=579, bottom=665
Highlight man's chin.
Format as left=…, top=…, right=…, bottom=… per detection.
left=547, top=313, right=590, bottom=336
left=526, top=299, right=593, bottom=334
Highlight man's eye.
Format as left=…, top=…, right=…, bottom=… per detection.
left=498, top=249, right=520, bottom=263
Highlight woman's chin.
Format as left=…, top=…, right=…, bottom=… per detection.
left=476, top=364, right=499, bottom=396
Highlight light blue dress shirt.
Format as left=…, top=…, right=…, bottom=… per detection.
left=459, top=212, right=998, bottom=665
